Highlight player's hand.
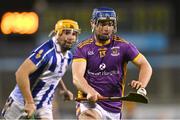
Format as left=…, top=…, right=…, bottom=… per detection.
left=24, top=102, right=36, bottom=118
left=130, top=80, right=143, bottom=90
left=63, top=90, right=74, bottom=101
left=86, top=89, right=102, bottom=102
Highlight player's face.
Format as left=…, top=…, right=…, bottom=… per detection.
left=94, top=20, right=114, bottom=41
left=57, top=29, right=78, bottom=51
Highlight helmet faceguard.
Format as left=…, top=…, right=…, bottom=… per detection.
left=91, top=7, right=117, bottom=33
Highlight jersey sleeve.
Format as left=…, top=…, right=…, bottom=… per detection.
left=125, top=42, right=140, bottom=61
left=28, top=44, right=50, bottom=68
left=73, top=46, right=87, bottom=62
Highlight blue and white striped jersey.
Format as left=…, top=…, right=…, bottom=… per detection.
left=10, top=37, right=73, bottom=109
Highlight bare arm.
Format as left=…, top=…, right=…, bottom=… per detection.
left=72, top=60, right=102, bottom=101
left=131, top=54, right=152, bottom=89
left=72, top=60, right=94, bottom=93
left=16, top=58, right=37, bottom=103
left=59, top=79, right=68, bottom=92
left=58, top=79, right=73, bottom=100
left=15, top=58, right=37, bottom=117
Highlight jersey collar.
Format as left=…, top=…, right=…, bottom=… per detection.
left=52, top=37, right=71, bottom=58
left=52, top=36, right=61, bottom=53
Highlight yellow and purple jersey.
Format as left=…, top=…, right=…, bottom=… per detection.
left=73, top=35, right=140, bottom=113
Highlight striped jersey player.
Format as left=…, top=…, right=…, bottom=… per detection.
left=11, top=37, right=72, bottom=109
left=1, top=19, right=80, bottom=119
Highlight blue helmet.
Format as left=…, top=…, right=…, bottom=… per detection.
left=91, top=7, right=117, bottom=32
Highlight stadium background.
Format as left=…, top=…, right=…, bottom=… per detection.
left=0, top=0, right=180, bottom=119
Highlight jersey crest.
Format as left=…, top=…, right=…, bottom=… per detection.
left=111, top=47, right=120, bottom=56
left=35, top=49, right=44, bottom=59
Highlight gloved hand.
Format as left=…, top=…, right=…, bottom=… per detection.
left=137, top=87, right=147, bottom=96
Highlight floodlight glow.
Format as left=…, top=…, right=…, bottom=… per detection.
left=1, top=12, right=39, bottom=34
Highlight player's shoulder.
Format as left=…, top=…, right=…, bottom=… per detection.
left=32, top=39, right=54, bottom=54
left=112, top=35, right=129, bottom=44
left=77, top=38, right=94, bottom=48
left=41, top=39, right=54, bottom=49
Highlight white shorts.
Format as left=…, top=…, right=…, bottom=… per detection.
left=1, top=97, right=53, bottom=120
left=76, top=102, right=122, bottom=120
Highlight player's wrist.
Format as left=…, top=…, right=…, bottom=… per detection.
left=25, top=100, right=35, bottom=104
left=26, top=102, right=35, bottom=105
left=137, top=87, right=147, bottom=96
